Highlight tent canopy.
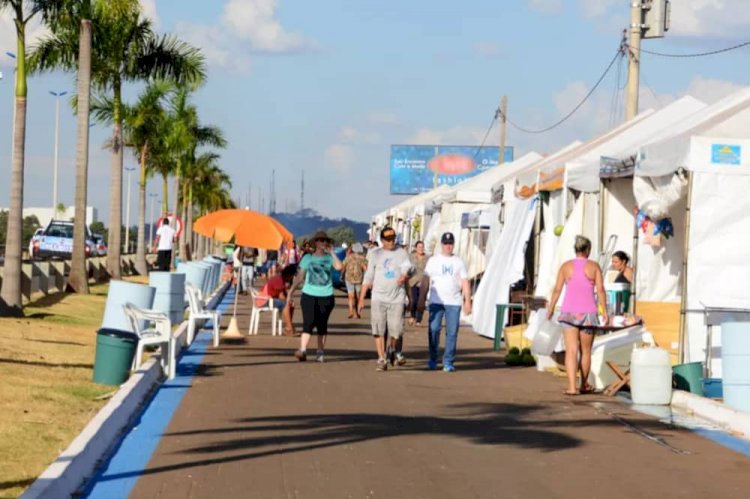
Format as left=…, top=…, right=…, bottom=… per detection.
left=444, top=152, right=543, bottom=204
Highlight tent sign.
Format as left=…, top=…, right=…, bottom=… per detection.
left=711, top=144, right=741, bottom=165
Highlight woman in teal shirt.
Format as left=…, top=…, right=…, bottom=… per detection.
left=287, top=231, right=343, bottom=362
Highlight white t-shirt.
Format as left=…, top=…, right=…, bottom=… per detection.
left=156, top=225, right=176, bottom=251
left=424, top=254, right=468, bottom=306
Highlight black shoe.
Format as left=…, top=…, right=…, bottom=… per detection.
left=294, top=350, right=307, bottom=362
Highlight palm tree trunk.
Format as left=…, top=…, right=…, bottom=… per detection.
left=68, top=15, right=93, bottom=294
left=179, top=181, right=188, bottom=260
left=107, top=82, right=124, bottom=279
left=161, top=174, right=169, bottom=214
left=186, top=184, right=194, bottom=260
left=1, top=14, right=28, bottom=317
left=0, top=99, right=27, bottom=316
left=135, top=143, right=148, bottom=275
left=171, top=173, right=181, bottom=266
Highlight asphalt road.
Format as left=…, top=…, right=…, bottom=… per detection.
left=130, top=292, right=750, bottom=499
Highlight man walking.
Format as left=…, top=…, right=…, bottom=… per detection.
left=359, top=227, right=412, bottom=371
left=418, top=232, right=472, bottom=372
left=153, top=218, right=176, bottom=271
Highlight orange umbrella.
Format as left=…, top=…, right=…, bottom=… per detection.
left=193, top=209, right=293, bottom=250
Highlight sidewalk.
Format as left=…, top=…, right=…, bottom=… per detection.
left=94, top=291, right=750, bottom=498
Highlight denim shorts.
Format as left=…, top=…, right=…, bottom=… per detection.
left=346, top=282, right=362, bottom=295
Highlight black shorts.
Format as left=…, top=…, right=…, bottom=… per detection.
left=301, top=293, right=335, bottom=335
left=157, top=250, right=172, bottom=271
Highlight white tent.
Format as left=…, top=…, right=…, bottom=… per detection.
left=534, top=96, right=707, bottom=300
left=634, top=87, right=750, bottom=376
left=436, top=153, right=544, bottom=277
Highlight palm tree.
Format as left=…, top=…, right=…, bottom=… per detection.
left=0, top=0, right=62, bottom=316
left=193, top=168, right=234, bottom=258
left=32, top=0, right=205, bottom=279
left=41, top=0, right=96, bottom=293
left=161, top=86, right=226, bottom=262
left=182, top=151, right=224, bottom=257
left=91, top=81, right=170, bottom=274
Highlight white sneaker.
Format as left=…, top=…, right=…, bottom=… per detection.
left=316, top=350, right=325, bottom=363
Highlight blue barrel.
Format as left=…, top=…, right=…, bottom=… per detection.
left=722, top=321, right=750, bottom=412
left=102, top=280, right=155, bottom=332
left=149, top=271, right=186, bottom=324
left=204, top=257, right=224, bottom=293
left=202, top=257, right=218, bottom=292
left=178, top=262, right=210, bottom=303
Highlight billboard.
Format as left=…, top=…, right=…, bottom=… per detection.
left=390, top=145, right=514, bottom=195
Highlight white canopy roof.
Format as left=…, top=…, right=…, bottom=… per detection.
left=566, top=96, right=706, bottom=191
left=638, top=87, right=750, bottom=177
left=388, top=184, right=452, bottom=219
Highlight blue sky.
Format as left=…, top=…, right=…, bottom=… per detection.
left=1, top=0, right=750, bottom=223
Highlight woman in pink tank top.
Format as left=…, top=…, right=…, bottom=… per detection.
left=547, top=236, right=608, bottom=396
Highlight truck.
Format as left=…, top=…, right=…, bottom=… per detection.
left=35, top=220, right=95, bottom=260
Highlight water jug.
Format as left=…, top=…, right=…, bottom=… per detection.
left=630, top=346, right=672, bottom=405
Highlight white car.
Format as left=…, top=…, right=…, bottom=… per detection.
left=29, top=228, right=43, bottom=260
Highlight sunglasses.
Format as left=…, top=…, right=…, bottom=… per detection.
left=382, top=235, right=396, bottom=241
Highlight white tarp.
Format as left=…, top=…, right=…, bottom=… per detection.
left=567, top=96, right=705, bottom=192
left=472, top=197, right=538, bottom=338
left=534, top=190, right=565, bottom=300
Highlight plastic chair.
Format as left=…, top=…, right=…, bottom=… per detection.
left=248, top=288, right=283, bottom=336
left=123, top=302, right=176, bottom=379
left=186, top=283, right=222, bottom=347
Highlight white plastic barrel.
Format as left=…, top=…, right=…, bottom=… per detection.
left=530, top=310, right=563, bottom=356
left=722, top=321, right=750, bottom=413
left=101, top=280, right=155, bottom=332
left=630, top=346, right=672, bottom=405
left=149, top=272, right=186, bottom=324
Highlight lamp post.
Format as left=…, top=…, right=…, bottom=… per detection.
left=49, top=90, right=68, bottom=214
left=123, top=166, right=136, bottom=253
left=149, top=193, right=159, bottom=250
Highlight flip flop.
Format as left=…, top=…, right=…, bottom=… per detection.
left=580, top=384, right=596, bottom=394
left=563, top=390, right=580, bottom=396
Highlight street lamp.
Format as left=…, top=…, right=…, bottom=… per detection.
left=49, top=90, right=68, bottom=214
left=149, top=193, right=159, bottom=250
left=124, top=166, right=136, bottom=253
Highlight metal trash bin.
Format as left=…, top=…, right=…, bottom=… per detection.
left=93, top=328, right=138, bottom=385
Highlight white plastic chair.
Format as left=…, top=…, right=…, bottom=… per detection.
left=123, top=302, right=176, bottom=379
left=248, top=288, right=283, bottom=336
left=186, top=283, right=222, bottom=347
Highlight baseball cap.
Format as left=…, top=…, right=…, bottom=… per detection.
left=441, top=232, right=455, bottom=244
left=380, top=227, right=397, bottom=241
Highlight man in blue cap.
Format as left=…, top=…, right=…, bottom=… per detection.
left=417, top=232, right=472, bottom=372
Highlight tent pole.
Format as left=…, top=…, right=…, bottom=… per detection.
left=532, top=195, right=542, bottom=292
left=677, top=171, right=694, bottom=364
left=598, top=179, right=605, bottom=254
left=630, top=190, right=639, bottom=316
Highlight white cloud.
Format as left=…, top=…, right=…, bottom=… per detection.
left=324, top=144, right=354, bottom=174
left=579, top=0, right=620, bottom=19
left=338, top=126, right=380, bottom=145
left=528, top=0, right=563, bottom=15
left=683, top=76, right=745, bottom=104
left=407, top=125, right=499, bottom=146
left=177, top=0, right=314, bottom=70
left=139, top=0, right=160, bottom=30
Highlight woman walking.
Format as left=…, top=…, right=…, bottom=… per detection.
left=286, top=230, right=343, bottom=362
left=547, top=236, right=608, bottom=395
left=408, top=240, right=428, bottom=326
left=342, top=243, right=367, bottom=319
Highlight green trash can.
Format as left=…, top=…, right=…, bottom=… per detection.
left=673, top=361, right=703, bottom=394
left=93, top=328, right=138, bottom=385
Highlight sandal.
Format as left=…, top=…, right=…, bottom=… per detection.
left=563, top=390, right=580, bottom=396
left=580, top=384, right=596, bottom=394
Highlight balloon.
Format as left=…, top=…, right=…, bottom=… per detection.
left=554, top=225, right=564, bottom=236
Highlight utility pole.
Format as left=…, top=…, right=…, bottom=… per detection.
left=270, top=169, right=276, bottom=214
left=50, top=90, right=68, bottom=212
left=626, top=1, right=670, bottom=121
left=499, top=96, right=508, bottom=164
left=625, top=2, right=642, bottom=121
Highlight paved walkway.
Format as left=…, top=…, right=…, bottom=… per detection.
left=97, top=290, right=750, bottom=498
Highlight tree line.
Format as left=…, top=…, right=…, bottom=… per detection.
left=0, top=0, right=233, bottom=317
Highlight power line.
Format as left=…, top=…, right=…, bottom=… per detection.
left=630, top=40, right=750, bottom=58
left=472, top=111, right=499, bottom=159
left=500, top=46, right=624, bottom=134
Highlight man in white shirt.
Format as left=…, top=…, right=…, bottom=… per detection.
left=153, top=219, right=177, bottom=271
left=417, top=232, right=472, bottom=372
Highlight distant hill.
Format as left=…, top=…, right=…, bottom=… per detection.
left=272, top=209, right=369, bottom=241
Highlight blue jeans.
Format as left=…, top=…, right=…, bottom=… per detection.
left=410, top=285, right=423, bottom=323
left=428, top=304, right=461, bottom=367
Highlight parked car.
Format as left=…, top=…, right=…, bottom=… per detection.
left=28, top=228, right=43, bottom=260
left=36, top=220, right=94, bottom=260
left=92, top=234, right=107, bottom=256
